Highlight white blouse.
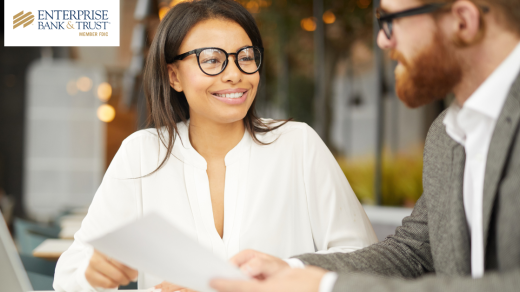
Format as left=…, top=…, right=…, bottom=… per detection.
left=53, top=120, right=378, bottom=291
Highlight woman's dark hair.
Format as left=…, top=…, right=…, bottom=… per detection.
left=143, top=0, right=290, bottom=174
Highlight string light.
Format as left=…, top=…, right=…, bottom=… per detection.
left=357, top=0, right=372, bottom=9
left=97, top=104, right=116, bottom=123
left=170, top=0, right=188, bottom=6
left=301, top=17, right=317, bottom=32
left=97, top=82, right=112, bottom=102
left=246, top=0, right=260, bottom=13
left=159, top=7, right=170, bottom=20
left=323, top=11, right=336, bottom=24
left=76, top=76, right=92, bottom=92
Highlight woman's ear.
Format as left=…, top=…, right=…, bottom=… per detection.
left=167, top=63, right=183, bottom=92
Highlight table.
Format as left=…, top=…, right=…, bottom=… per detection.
left=58, top=225, right=80, bottom=239
left=59, top=214, right=85, bottom=227
left=58, top=214, right=85, bottom=239
left=32, top=239, right=73, bottom=261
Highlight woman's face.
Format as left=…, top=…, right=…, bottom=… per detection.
left=167, top=18, right=260, bottom=125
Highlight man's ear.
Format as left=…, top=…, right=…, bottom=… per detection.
left=451, top=1, right=484, bottom=46
left=167, top=63, right=183, bottom=92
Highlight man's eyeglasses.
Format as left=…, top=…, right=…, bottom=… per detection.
left=376, top=3, right=490, bottom=40
left=171, top=46, right=264, bottom=76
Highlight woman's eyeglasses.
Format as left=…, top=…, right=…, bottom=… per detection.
left=376, top=3, right=490, bottom=40
left=171, top=46, right=264, bottom=76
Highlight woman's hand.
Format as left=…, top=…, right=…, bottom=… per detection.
left=154, top=281, right=197, bottom=292
left=85, top=249, right=138, bottom=289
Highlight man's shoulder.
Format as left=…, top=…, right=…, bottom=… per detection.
left=426, top=109, right=449, bottom=141
left=424, top=109, right=455, bottom=154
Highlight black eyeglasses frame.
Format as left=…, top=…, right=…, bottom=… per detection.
left=171, top=46, right=264, bottom=76
left=376, top=3, right=490, bottom=40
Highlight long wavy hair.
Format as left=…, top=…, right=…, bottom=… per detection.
left=143, top=0, right=290, bottom=174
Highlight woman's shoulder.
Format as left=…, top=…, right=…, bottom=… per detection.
left=121, top=123, right=187, bottom=146
left=260, top=118, right=310, bottom=132
left=110, top=125, right=186, bottom=169
left=256, top=119, right=319, bottom=143
left=120, top=128, right=160, bottom=147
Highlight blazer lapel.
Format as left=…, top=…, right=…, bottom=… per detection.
left=482, top=74, right=520, bottom=251
left=449, top=143, right=472, bottom=273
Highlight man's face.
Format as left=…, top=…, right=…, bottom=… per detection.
left=378, top=0, right=462, bottom=108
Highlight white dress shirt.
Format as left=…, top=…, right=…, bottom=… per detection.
left=316, top=42, right=520, bottom=291
left=53, top=120, right=378, bottom=291
left=443, top=42, right=520, bottom=278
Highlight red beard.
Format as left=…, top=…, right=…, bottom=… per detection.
left=391, top=32, right=462, bottom=108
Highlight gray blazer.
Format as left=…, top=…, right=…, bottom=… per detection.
left=295, top=73, right=520, bottom=291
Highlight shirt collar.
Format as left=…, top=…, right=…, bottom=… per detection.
left=176, top=120, right=252, bottom=169
left=444, top=41, right=520, bottom=142
left=444, top=102, right=466, bottom=145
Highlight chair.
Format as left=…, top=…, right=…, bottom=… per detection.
left=13, top=218, right=60, bottom=290
left=13, top=218, right=60, bottom=255
left=19, top=254, right=56, bottom=290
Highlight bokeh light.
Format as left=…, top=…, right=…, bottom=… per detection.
left=159, top=6, right=170, bottom=20
left=97, top=104, right=116, bottom=123
left=76, top=76, right=92, bottom=92
left=66, top=80, right=78, bottom=96
left=170, top=0, right=188, bottom=6
left=357, top=0, right=372, bottom=9
left=97, top=82, right=112, bottom=102
left=301, top=17, right=317, bottom=32
left=160, top=1, right=190, bottom=20
left=246, top=0, right=260, bottom=13
left=323, top=11, right=336, bottom=24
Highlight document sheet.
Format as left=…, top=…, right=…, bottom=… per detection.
left=87, top=213, right=247, bottom=292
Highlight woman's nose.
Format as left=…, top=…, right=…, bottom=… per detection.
left=221, top=56, right=242, bottom=84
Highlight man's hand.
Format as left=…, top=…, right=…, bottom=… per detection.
left=154, top=281, right=197, bottom=292
left=230, top=249, right=290, bottom=280
left=211, top=266, right=327, bottom=292
left=85, top=250, right=138, bottom=289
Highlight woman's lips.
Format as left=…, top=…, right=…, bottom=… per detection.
left=211, top=90, right=249, bottom=105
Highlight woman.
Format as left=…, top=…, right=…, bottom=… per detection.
left=53, top=0, right=378, bottom=291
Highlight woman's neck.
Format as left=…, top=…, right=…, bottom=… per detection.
left=188, top=114, right=245, bottom=159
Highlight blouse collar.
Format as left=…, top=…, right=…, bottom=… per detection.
left=175, top=120, right=252, bottom=170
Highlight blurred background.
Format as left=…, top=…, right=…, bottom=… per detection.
left=0, top=0, right=446, bottom=289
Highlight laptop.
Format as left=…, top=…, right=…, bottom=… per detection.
left=0, top=210, right=33, bottom=292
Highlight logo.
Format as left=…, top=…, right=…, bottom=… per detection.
left=13, top=11, right=35, bottom=29
left=5, top=0, right=120, bottom=47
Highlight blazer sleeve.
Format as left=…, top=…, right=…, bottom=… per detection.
left=294, top=193, right=434, bottom=278
left=53, top=137, right=142, bottom=292
left=331, top=268, right=520, bottom=292
left=301, top=124, right=379, bottom=254
left=293, top=112, right=452, bottom=278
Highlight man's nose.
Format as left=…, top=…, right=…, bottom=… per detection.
left=377, top=30, right=395, bottom=50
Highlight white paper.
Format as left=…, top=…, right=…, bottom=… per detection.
left=87, top=213, right=247, bottom=292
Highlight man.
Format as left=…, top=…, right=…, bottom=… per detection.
left=210, top=0, right=520, bottom=291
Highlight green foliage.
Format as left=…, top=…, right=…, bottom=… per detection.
left=337, top=146, right=424, bottom=207
left=238, top=0, right=375, bottom=125
left=287, top=74, right=314, bottom=124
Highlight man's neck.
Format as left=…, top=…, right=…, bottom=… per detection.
left=453, top=32, right=520, bottom=106
left=188, top=114, right=245, bottom=160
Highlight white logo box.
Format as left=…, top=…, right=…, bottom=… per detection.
left=4, top=0, right=120, bottom=47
